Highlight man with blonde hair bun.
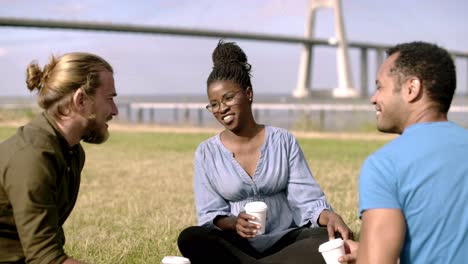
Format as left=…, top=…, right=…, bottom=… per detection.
left=0, top=52, right=118, bottom=263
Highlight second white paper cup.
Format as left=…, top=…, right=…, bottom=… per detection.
left=161, top=256, right=191, bottom=264
left=318, top=238, right=346, bottom=264
left=244, top=201, right=268, bottom=235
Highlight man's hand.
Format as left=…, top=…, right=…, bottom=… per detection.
left=339, top=239, right=359, bottom=263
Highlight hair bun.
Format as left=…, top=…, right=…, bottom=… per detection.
left=26, top=61, right=44, bottom=92
left=26, top=56, right=59, bottom=92
left=212, top=40, right=251, bottom=73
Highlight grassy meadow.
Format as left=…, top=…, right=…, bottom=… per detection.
left=0, top=124, right=390, bottom=263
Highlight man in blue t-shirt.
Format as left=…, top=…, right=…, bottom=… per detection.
left=339, top=42, right=468, bottom=264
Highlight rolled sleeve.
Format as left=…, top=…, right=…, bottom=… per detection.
left=4, top=149, right=68, bottom=264
left=193, top=146, right=234, bottom=228
left=286, top=135, right=332, bottom=228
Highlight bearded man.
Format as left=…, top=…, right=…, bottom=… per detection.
left=0, top=52, right=118, bottom=264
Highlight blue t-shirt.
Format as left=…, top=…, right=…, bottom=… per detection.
left=194, top=126, right=332, bottom=252
left=359, top=122, right=468, bottom=264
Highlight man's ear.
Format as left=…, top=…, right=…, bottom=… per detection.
left=404, top=77, right=422, bottom=102
left=72, top=88, right=87, bottom=112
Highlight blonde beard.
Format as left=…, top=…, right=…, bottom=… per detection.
left=82, top=114, right=109, bottom=144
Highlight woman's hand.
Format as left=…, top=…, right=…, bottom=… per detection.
left=235, top=212, right=261, bottom=238
left=318, top=210, right=354, bottom=240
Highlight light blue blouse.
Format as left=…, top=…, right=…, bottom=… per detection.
left=193, top=126, right=332, bottom=252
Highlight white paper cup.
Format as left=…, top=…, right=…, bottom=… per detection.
left=161, top=256, right=191, bottom=264
left=318, top=238, right=346, bottom=264
left=244, top=201, right=268, bottom=235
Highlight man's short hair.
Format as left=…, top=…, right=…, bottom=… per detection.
left=386, top=41, right=456, bottom=113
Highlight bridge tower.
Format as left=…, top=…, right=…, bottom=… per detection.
left=293, top=0, right=358, bottom=98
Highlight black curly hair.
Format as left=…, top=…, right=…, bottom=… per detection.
left=207, top=40, right=252, bottom=90
left=387, top=41, right=456, bottom=113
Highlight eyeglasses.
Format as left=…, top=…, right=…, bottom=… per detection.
left=206, top=90, right=244, bottom=113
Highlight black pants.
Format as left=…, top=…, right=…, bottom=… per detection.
left=177, top=226, right=328, bottom=264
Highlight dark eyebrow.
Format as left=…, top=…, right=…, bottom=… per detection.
left=223, top=90, right=239, bottom=96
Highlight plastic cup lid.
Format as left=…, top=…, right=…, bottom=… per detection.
left=244, top=201, right=268, bottom=212
left=161, top=256, right=191, bottom=264
left=318, top=238, right=344, bottom=252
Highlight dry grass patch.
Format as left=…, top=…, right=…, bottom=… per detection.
left=0, top=126, right=389, bottom=263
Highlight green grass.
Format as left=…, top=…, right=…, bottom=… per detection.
left=0, top=108, right=38, bottom=122
left=0, top=127, right=16, bottom=139
left=0, top=126, right=388, bottom=263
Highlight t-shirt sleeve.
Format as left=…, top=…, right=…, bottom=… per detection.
left=358, top=154, right=401, bottom=218
left=3, top=148, right=68, bottom=264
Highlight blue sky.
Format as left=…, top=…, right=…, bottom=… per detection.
left=0, top=0, right=467, bottom=97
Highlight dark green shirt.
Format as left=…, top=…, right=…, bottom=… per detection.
left=0, top=112, right=84, bottom=263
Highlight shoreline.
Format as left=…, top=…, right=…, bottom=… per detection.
left=0, top=120, right=395, bottom=141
